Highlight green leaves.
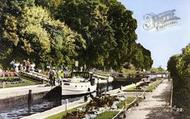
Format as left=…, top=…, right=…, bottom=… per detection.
left=0, top=1, right=86, bottom=68
left=168, top=44, right=190, bottom=79
left=54, top=0, right=152, bottom=70
left=0, top=0, right=152, bottom=70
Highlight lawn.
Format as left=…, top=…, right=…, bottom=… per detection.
left=0, top=78, right=41, bottom=88
left=145, top=79, right=163, bottom=92
left=46, top=108, right=77, bottom=119
left=123, top=79, right=163, bottom=92
left=117, top=97, right=136, bottom=109
left=124, top=84, right=137, bottom=91
left=95, top=111, right=119, bottom=119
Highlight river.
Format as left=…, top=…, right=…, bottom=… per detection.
left=0, top=82, right=127, bottom=119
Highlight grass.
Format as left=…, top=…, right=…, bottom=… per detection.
left=123, top=79, right=163, bottom=92
left=95, top=111, right=119, bottom=119
left=125, top=84, right=137, bottom=91
left=0, top=78, right=41, bottom=88
left=0, top=77, right=19, bottom=81
left=123, top=84, right=143, bottom=92
left=145, top=79, right=163, bottom=92
left=117, top=97, right=136, bottom=109
left=46, top=108, right=77, bottom=119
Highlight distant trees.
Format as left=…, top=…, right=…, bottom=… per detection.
left=0, top=0, right=152, bottom=70
left=150, top=66, right=165, bottom=73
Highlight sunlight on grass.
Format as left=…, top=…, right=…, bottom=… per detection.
left=95, top=111, right=119, bottom=119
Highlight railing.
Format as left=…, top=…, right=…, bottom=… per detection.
left=19, top=71, right=49, bottom=82
left=112, top=90, right=146, bottom=119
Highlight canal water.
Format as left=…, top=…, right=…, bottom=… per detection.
left=0, top=82, right=126, bottom=119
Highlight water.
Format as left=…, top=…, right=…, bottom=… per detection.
left=0, top=82, right=123, bottom=119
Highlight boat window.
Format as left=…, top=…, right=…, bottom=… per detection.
left=75, top=85, right=77, bottom=87
left=64, top=83, right=70, bottom=85
left=71, top=72, right=90, bottom=79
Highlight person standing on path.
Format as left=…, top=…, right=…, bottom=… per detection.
left=49, top=68, right=56, bottom=86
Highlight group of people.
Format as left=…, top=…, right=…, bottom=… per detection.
left=11, top=59, right=35, bottom=73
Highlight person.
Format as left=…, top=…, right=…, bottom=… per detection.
left=57, top=70, right=64, bottom=85
left=23, top=60, right=26, bottom=71
left=26, top=59, right=31, bottom=72
left=49, top=68, right=56, bottom=86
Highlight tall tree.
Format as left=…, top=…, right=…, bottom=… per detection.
left=56, top=0, right=117, bottom=69
left=0, top=0, right=86, bottom=68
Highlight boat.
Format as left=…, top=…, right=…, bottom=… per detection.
left=61, top=71, right=97, bottom=96
left=93, top=74, right=114, bottom=84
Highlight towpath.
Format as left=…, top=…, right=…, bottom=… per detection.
left=124, top=79, right=173, bottom=119
left=0, top=85, right=54, bottom=100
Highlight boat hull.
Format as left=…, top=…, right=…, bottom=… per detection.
left=61, top=82, right=97, bottom=96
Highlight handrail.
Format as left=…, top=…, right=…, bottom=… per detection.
left=112, top=107, right=125, bottom=119
left=19, top=71, right=49, bottom=82
left=112, top=90, right=146, bottom=119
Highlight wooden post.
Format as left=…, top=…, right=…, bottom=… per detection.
left=65, top=99, right=68, bottom=111
left=2, top=82, right=5, bottom=88
left=28, top=90, right=33, bottom=113
left=106, top=79, right=109, bottom=91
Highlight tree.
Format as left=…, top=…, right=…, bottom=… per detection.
left=0, top=0, right=86, bottom=69
left=56, top=0, right=152, bottom=70
left=167, top=44, right=190, bottom=117
left=0, top=0, right=152, bottom=71
left=56, top=0, right=117, bottom=69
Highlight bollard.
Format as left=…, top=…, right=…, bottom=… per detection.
left=65, top=99, right=68, bottom=112
left=2, top=82, right=5, bottom=88
left=136, top=102, right=139, bottom=106
left=28, top=90, right=33, bottom=113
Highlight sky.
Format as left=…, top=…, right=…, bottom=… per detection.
left=119, top=0, right=190, bottom=68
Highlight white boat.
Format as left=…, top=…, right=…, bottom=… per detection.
left=61, top=72, right=97, bottom=96
left=93, top=74, right=114, bottom=84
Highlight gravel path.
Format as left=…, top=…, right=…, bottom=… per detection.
left=125, top=79, right=175, bottom=119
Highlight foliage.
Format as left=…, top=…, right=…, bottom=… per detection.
left=54, top=0, right=152, bottom=70
left=0, top=0, right=152, bottom=70
left=0, top=0, right=85, bottom=68
left=62, top=110, right=85, bottom=119
left=167, top=44, right=190, bottom=117
left=86, top=95, right=118, bottom=111
left=150, top=66, right=165, bottom=73
left=121, top=66, right=137, bottom=77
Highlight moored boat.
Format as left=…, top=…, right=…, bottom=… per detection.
left=61, top=71, right=97, bottom=96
